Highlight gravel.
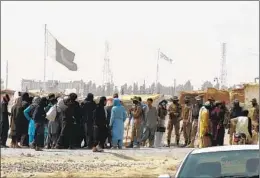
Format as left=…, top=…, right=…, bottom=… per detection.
left=1, top=147, right=192, bottom=177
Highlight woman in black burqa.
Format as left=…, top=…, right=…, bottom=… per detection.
left=19, top=92, right=30, bottom=147
left=55, top=93, right=78, bottom=149
left=81, top=93, right=97, bottom=149
left=0, top=94, right=11, bottom=147
left=10, top=97, right=23, bottom=148
left=92, top=96, right=108, bottom=152
left=32, top=97, right=48, bottom=151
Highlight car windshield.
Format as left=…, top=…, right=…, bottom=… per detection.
left=178, top=150, right=259, bottom=178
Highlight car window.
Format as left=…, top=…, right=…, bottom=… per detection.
left=178, top=150, right=259, bottom=177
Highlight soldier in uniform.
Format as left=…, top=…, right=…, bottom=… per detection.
left=187, top=96, right=203, bottom=148
left=127, top=98, right=142, bottom=148
left=250, top=98, right=259, bottom=144
left=167, top=96, right=182, bottom=147
left=182, top=96, right=193, bottom=146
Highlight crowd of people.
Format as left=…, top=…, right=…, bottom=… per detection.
left=166, top=96, right=259, bottom=148
left=0, top=91, right=259, bottom=152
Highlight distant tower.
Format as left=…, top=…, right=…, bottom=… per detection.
left=220, top=43, right=227, bottom=89
left=102, top=41, right=113, bottom=95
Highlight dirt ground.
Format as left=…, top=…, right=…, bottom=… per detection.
left=1, top=116, right=230, bottom=178
left=1, top=147, right=192, bottom=178
left=1, top=132, right=230, bottom=178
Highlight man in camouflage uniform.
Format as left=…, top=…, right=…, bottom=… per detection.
left=182, top=96, right=193, bottom=146
left=127, top=98, right=143, bottom=148
left=187, top=96, right=203, bottom=148
left=250, top=98, right=259, bottom=144
left=167, top=96, right=182, bottom=147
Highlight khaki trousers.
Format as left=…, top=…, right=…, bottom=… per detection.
left=131, top=120, right=141, bottom=143
left=167, top=118, right=180, bottom=143
left=183, top=121, right=192, bottom=143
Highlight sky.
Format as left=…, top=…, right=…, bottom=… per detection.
left=1, top=1, right=259, bottom=91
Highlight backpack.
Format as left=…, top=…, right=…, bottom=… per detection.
left=46, top=105, right=57, bottom=121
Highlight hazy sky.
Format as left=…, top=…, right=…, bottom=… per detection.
left=1, top=1, right=259, bottom=90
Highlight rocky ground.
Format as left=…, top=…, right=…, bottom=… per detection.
left=1, top=115, right=230, bottom=178
left=1, top=131, right=230, bottom=178
left=1, top=146, right=192, bottom=178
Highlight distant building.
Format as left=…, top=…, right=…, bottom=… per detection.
left=21, top=79, right=85, bottom=96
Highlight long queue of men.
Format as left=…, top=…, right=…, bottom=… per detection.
left=0, top=92, right=259, bottom=152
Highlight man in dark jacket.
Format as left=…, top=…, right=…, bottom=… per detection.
left=19, top=92, right=30, bottom=147
left=32, top=97, right=48, bottom=151
left=230, top=99, right=243, bottom=119
left=93, top=96, right=107, bottom=152
left=81, top=93, right=97, bottom=149
left=1, top=94, right=11, bottom=148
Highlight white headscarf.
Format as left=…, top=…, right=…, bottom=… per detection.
left=13, top=91, right=20, bottom=100
left=57, top=97, right=67, bottom=111
left=14, top=96, right=22, bottom=106
left=32, top=96, right=41, bottom=105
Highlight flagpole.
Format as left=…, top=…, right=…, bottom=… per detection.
left=156, top=48, right=160, bottom=94
left=173, top=78, right=176, bottom=96
left=44, top=24, right=47, bottom=91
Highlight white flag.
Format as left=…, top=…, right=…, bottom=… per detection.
left=46, top=29, right=77, bottom=71
left=160, top=52, right=173, bottom=63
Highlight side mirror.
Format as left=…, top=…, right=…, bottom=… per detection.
left=158, top=174, right=171, bottom=178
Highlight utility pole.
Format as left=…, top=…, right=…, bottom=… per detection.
left=173, top=78, right=176, bottom=96
left=5, top=60, right=8, bottom=89
left=156, top=48, right=160, bottom=94
left=220, top=43, right=227, bottom=89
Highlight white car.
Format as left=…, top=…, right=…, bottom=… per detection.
left=159, top=145, right=259, bottom=178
